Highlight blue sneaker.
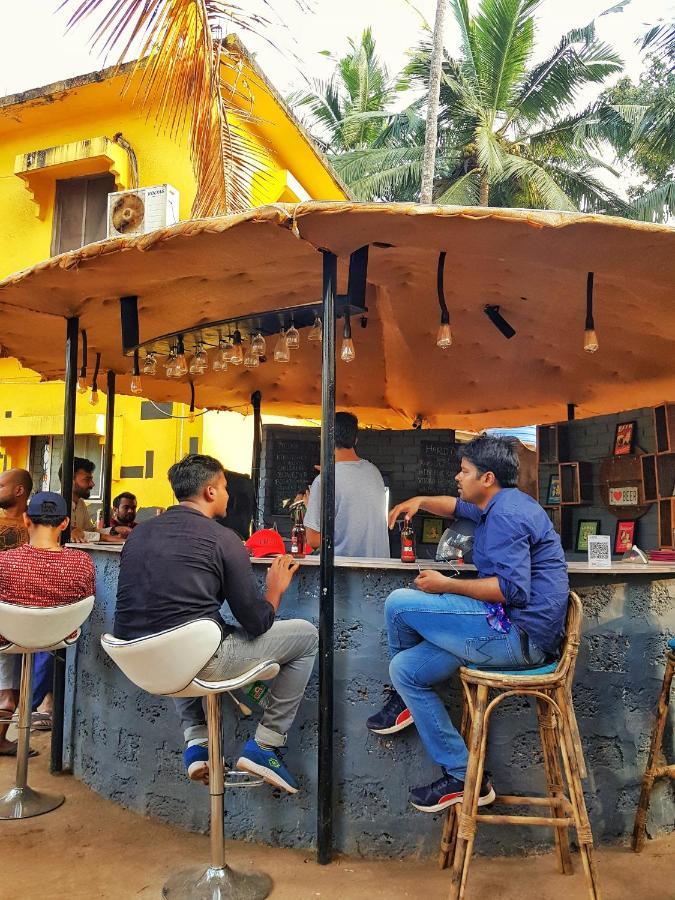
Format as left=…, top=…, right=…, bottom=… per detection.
left=236, top=739, right=299, bottom=794
left=366, top=690, right=414, bottom=735
left=183, top=743, right=209, bottom=783
left=410, top=771, right=495, bottom=814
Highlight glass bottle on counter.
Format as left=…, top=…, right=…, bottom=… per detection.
left=400, top=518, right=416, bottom=563
left=289, top=498, right=307, bottom=559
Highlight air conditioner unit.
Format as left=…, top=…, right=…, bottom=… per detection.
left=107, top=184, right=179, bottom=238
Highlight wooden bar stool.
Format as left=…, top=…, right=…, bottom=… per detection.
left=438, top=592, right=601, bottom=900
left=632, top=636, right=674, bottom=852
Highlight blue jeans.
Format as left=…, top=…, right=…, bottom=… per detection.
left=385, top=588, right=545, bottom=780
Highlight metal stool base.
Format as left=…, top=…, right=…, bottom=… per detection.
left=0, top=785, right=65, bottom=819
left=162, top=865, right=272, bottom=899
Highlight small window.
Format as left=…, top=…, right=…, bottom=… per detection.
left=51, top=173, right=116, bottom=254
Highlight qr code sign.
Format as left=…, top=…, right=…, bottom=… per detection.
left=587, top=535, right=611, bottom=567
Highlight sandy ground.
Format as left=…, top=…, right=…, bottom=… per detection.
left=1, top=731, right=673, bottom=900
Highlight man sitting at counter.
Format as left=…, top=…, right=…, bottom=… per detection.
left=367, top=434, right=569, bottom=813
left=113, top=454, right=319, bottom=795
left=304, top=411, right=390, bottom=557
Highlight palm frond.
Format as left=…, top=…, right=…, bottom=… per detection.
left=331, top=146, right=424, bottom=200
left=627, top=178, right=675, bottom=223
left=499, top=153, right=576, bottom=210
left=434, top=169, right=481, bottom=204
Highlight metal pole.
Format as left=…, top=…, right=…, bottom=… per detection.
left=206, top=694, right=226, bottom=870
left=102, top=371, right=116, bottom=527
left=51, top=316, right=78, bottom=774
left=317, top=251, right=337, bottom=865
left=251, top=390, right=262, bottom=532
left=15, top=653, right=34, bottom=790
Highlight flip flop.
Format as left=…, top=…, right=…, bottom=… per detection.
left=31, top=712, right=52, bottom=731
left=0, top=743, right=39, bottom=758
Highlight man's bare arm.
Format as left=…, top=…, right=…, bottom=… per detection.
left=388, top=495, right=458, bottom=528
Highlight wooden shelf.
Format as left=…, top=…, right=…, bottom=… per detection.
left=654, top=403, right=675, bottom=454
left=658, top=498, right=675, bottom=549
left=641, top=454, right=658, bottom=503
left=537, top=424, right=569, bottom=464
left=560, top=461, right=593, bottom=505
left=656, top=452, right=675, bottom=500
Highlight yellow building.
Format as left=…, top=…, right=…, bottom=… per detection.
left=0, top=38, right=347, bottom=511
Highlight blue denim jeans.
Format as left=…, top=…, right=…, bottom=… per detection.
left=385, top=588, right=545, bottom=780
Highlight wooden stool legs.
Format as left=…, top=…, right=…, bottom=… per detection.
left=632, top=651, right=675, bottom=853
left=438, top=701, right=471, bottom=870
left=537, top=696, right=573, bottom=875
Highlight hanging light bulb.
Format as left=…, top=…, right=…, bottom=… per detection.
left=175, top=337, right=189, bottom=376
left=286, top=318, right=300, bottom=350
left=251, top=332, right=266, bottom=357
left=88, top=388, right=99, bottom=406
left=189, top=342, right=208, bottom=374
left=212, top=339, right=228, bottom=371
left=437, top=322, right=453, bottom=349
left=274, top=328, right=290, bottom=363
left=230, top=330, right=244, bottom=366
left=165, top=347, right=177, bottom=378
left=584, top=272, right=599, bottom=353
left=435, top=251, right=453, bottom=350
left=244, top=339, right=260, bottom=368
left=130, top=349, right=143, bottom=395
left=77, top=373, right=88, bottom=394
left=308, top=316, right=322, bottom=343
left=340, top=314, right=356, bottom=363
left=188, top=383, right=196, bottom=423
left=143, top=352, right=157, bottom=376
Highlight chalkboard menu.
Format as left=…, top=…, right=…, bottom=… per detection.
left=270, top=437, right=320, bottom=515
left=417, top=441, right=458, bottom=495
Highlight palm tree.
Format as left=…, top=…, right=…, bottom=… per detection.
left=59, top=0, right=304, bottom=217
left=330, top=0, right=628, bottom=212
left=420, top=0, right=448, bottom=204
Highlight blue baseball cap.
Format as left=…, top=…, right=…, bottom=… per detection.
left=27, top=491, right=69, bottom=519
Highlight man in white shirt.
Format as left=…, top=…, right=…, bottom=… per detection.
left=304, top=412, right=390, bottom=558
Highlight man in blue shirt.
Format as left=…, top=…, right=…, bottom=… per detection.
left=367, top=434, right=569, bottom=813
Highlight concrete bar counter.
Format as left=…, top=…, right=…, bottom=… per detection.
left=62, top=546, right=674, bottom=858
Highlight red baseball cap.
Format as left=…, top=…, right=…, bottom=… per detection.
left=245, top=529, right=286, bottom=558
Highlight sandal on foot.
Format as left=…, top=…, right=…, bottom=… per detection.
left=31, top=712, right=52, bottom=731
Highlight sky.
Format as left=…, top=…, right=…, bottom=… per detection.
left=0, top=0, right=672, bottom=100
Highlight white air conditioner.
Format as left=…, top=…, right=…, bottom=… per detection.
left=106, top=184, right=179, bottom=238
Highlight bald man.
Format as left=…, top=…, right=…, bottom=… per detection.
left=0, top=468, right=32, bottom=551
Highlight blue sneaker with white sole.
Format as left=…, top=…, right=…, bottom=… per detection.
left=184, top=743, right=209, bottom=783
left=235, top=739, right=299, bottom=794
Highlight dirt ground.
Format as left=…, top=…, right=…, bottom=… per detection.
left=1, top=731, right=673, bottom=900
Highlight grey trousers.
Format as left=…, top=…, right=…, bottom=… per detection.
left=173, top=618, right=318, bottom=749
left=0, top=654, right=21, bottom=691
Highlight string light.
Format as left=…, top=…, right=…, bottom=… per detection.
left=244, top=338, right=260, bottom=368
left=212, top=339, right=230, bottom=372
left=251, top=332, right=266, bottom=356
left=175, top=336, right=189, bottom=376
left=230, top=330, right=244, bottom=366
left=274, top=328, right=290, bottom=363
left=308, top=316, right=322, bottom=343
left=130, top=349, right=143, bottom=395
left=286, top=318, right=300, bottom=350
left=78, top=328, right=88, bottom=392
left=143, top=352, right=157, bottom=376
left=188, top=382, right=196, bottom=423
left=189, top=341, right=208, bottom=374
left=89, top=352, right=101, bottom=406
left=584, top=271, right=599, bottom=353
left=77, top=374, right=88, bottom=394
left=341, top=313, right=356, bottom=363
left=165, top=346, right=178, bottom=378
left=435, top=251, right=452, bottom=349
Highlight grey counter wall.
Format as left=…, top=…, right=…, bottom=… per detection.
left=65, top=551, right=674, bottom=859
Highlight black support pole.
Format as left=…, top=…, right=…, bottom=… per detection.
left=102, top=371, right=116, bottom=527
left=317, top=251, right=337, bottom=865
left=567, top=403, right=576, bottom=421
left=51, top=316, right=79, bottom=774
left=251, top=390, right=262, bottom=532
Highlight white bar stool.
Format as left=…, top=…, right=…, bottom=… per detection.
left=0, top=596, right=95, bottom=819
left=101, top=619, right=280, bottom=900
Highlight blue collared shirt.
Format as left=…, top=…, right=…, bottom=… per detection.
left=455, top=489, right=569, bottom=655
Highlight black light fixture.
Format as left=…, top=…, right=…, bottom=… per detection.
left=230, top=329, right=244, bottom=366
left=188, top=382, right=196, bottom=423
left=77, top=330, right=88, bottom=393
left=436, top=251, right=452, bottom=349
left=89, top=352, right=101, bottom=406
left=175, top=335, right=189, bottom=376
left=130, top=349, right=142, bottom=395
left=584, top=271, right=598, bottom=353
left=484, top=305, right=516, bottom=339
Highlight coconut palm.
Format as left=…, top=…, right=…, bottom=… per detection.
left=331, top=0, right=628, bottom=212
left=420, top=0, right=448, bottom=204
left=59, top=0, right=306, bottom=217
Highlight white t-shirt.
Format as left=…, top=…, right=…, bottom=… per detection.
left=304, top=459, right=390, bottom=558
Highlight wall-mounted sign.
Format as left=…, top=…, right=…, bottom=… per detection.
left=609, top=485, right=639, bottom=506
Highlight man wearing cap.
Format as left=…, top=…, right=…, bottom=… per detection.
left=114, top=454, right=318, bottom=794
left=0, top=492, right=95, bottom=755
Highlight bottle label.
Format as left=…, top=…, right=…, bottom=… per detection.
left=246, top=681, right=269, bottom=703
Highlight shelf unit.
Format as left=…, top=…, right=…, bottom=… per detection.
left=653, top=403, right=675, bottom=548
left=537, top=423, right=589, bottom=550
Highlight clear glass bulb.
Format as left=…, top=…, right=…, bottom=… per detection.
left=274, top=330, right=290, bottom=363
left=340, top=337, right=356, bottom=363
left=189, top=344, right=208, bottom=374
left=130, top=374, right=143, bottom=395
left=251, top=333, right=266, bottom=356
left=230, top=341, right=244, bottom=366
left=77, top=374, right=87, bottom=393
left=244, top=345, right=260, bottom=368
left=88, top=388, right=99, bottom=406
left=436, top=323, right=453, bottom=349
left=308, top=316, right=322, bottom=342
left=584, top=328, right=599, bottom=353
left=286, top=323, right=300, bottom=350
left=175, top=351, right=189, bottom=376
left=143, top=353, right=157, bottom=376
left=188, top=410, right=196, bottom=424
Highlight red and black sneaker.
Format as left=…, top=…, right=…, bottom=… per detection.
left=366, top=690, right=414, bottom=735
left=409, top=772, right=496, bottom=814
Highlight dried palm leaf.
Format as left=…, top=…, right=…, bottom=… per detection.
left=59, top=1, right=279, bottom=215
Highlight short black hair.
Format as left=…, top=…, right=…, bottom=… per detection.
left=27, top=514, right=68, bottom=528
left=335, top=412, right=359, bottom=449
left=58, top=456, right=95, bottom=483
left=461, top=434, right=519, bottom=488
left=113, top=492, right=136, bottom=507
left=168, top=454, right=225, bottom=501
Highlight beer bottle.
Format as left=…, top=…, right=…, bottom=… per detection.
left=400, top=517, right=416, bottom=563
left=290, top=521, right=306, bottom=558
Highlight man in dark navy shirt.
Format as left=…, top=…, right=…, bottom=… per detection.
left=114, top=454, right=318, bottom=795
left=367, top=435, right=568, bottom=814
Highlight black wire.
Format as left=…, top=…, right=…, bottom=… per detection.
left=437, top=251, right=449, bottom=325
left=586, top=272, right=595, bottom=330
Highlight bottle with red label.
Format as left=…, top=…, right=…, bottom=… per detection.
left=289, top=497, right=306, bottom=559
left=400, top=517, right=416, bottom=563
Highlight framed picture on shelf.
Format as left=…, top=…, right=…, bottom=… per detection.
left=576, top=519, right=601, bottom=552
left=613, top=421, right=636, bottom=456
left=421, top=518, right=444, bottom=544
left=547, top=473, right=561, bottom=505
left=614, top=520, right=636, bottom=554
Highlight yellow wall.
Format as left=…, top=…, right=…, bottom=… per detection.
left=0, top=59, right=345, bottom=511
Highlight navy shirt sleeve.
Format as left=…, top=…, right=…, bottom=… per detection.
left=454, top=498, right=482, bottom=524
left=217, top=529, right=275, bottom=637
left=481, top=511, right=531, bottom=609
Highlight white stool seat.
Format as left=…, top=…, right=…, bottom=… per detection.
left=101, top=619, right=280, bottom=697
left=0, top=596, right=95, bottom=652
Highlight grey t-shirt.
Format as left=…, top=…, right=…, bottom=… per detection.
left=304, top=459, right=390, bottom=558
